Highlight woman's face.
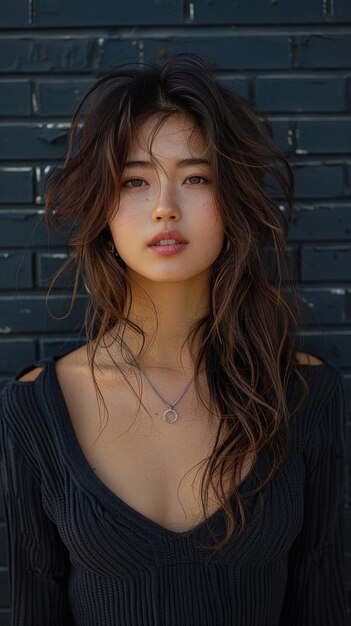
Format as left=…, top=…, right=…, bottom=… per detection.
left=108, top=113, right=225, bottom=284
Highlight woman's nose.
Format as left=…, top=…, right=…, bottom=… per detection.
left=151, top=184, right=181, bottom=221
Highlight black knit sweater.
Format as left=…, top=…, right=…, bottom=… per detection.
left=0, top=350, right=348, bottom=625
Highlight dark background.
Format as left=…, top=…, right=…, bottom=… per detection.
left=0, top=1, right=350, bottom=622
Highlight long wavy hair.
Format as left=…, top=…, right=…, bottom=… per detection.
left=44, top=52, right=309, bottom=553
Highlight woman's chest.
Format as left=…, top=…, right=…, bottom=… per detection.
left=55, top=362, right=249, bottom=533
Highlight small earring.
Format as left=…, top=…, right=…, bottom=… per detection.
left=109, top=240, right=119, bottom=258
left=222, top=236, right=230, bottom=254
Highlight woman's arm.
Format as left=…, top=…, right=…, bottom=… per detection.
left=0, top=409, right=74, bottom=625
left=279, top=371, right=348, bottom=625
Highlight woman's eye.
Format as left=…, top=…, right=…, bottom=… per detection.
left=123, top=178, right=146, bottom=188
left=186, top=176, right=207, bottom=184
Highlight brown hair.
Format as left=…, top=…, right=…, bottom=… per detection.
left=45, top=52, right=309, bottom=553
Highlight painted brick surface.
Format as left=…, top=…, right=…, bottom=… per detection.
left=0, top=251, right=33, bottom=289
left=0, top=82, right=32, bottom=116
left=0, top=38, right=98, bottom=73
left=0, top=210, right=66, bottom=246
left=0, top=169, right=33, bottom=204
left=255, top=74, right=350, bottom=112
left=0, top=125, right=69, bottom=160
left=36, top=80, right=93, bottom=116
left=0, top=1, right=350, bottom=621
left=289, top=204, right=351, bottom=240
left=301, top=246, right=351, bottom=281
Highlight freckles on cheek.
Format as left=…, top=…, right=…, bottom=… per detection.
left=115, top=204, right=141, bottom=224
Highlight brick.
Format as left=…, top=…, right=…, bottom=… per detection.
left=0, top=209, right=66, bottom=247
left=1, top=0, right=29, bottom=28
left=0, top=295, right=88, bottom=334
left=266, top=162, right=345, bottom=201
left=36, top=252, right=84, bottom=290
left=287, top=204, right=351, bottom=241
left=301, top=245, right=351, bottom=281
left=0, top=124, right=69, bottom=160
left=32, top=165, right=61, bottom=205
left=292, top=162, right=345, bottom=199
left=300, top=330, right=351, bottom=368
left=294, top=287, right=346, bottom=324
left=267, top=120, right=293, bottom=153
left=0, top=38, right=97, bottom=73
left=0, top=340, right=36, bottom=373
left=143, top=35, right=291, bottom=70
left=0, top=81, right=31, bottom=116
left=0, top=169, right=33, bottom=204
left=294, top=34, right=351, bottom=69
left=334, top=0, right=351, bottom=21
left=35, top=165, right=61, bottom=205
left=34, top=0, right=183, bottom=26
left=217, top=76, right=251, bottom=100
left=263, top=117, right=351, bottom=157
left=39, top=337, right=85, bottom=359
left=193, top=0, right=335, bottom=24
left=0, top=123, right=69, bottom=160
left=262, top=246, right=299, bottom=282
left=98, top=39, right=143, bottom=71
left=36, top=80, right=92, bottom=116
left=296, top=118, right=351, bottom=154
left=0, top=251, right=33, bottom=289
left=255, top=75, right=348, bottom=112
left=0, top=0, right=29, bottom=27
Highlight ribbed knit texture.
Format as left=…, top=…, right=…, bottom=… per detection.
left=0, top=351, right=348, bottom=626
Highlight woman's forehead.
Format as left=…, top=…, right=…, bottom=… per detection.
left=127, top=113, right=209, bottom=160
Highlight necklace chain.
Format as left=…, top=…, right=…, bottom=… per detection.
left=138, top=368, right=195, bottom=423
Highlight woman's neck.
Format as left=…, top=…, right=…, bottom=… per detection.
left=104, top=273, right=211, bottom=373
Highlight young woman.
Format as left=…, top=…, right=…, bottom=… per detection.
left=0, top=53, right=347, bottom=625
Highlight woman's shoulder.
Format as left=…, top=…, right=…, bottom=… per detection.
left=289, top=351, right=343, bottom=401
left=0, top=344, right=84, bottom=441
left=0, top=358, right=50, bottom=443
left=292, top=350, right=343, bottom=385
left=294, top=351, right=325, bottom=367
left=288, top=352, right=345, bottom=449
left=1, top=343, right=86, bottom=388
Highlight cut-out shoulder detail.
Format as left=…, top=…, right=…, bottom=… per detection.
left=17, top=366, right=44, bottom=382
left=294, top=352, right=324, bottom=366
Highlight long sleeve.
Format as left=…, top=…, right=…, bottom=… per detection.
left=279, top=371, right=348, bottom=625
left=0, top=410, right=74, bottom=625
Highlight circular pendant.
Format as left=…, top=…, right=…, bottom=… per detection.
left=163, top=408, right=178, bottom=423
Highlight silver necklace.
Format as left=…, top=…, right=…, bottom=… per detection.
left=137, top=367, right=196, bottom=424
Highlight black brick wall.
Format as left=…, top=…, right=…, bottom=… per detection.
left=0, top=1, right=350, bottom=622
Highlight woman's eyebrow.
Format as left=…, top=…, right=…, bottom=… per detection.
left=178, top=158, right=211, bottom=167
left=124, top=158, right=211, bottom=168
left=124, top=160, right=153, bottom=168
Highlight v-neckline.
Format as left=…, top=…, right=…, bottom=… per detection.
left=40, top=352, right=264, bottom=542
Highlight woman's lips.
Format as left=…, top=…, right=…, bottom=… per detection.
left=148, top=243, right=188, bottom=256
left=147, top=230, right=188, bottom=246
